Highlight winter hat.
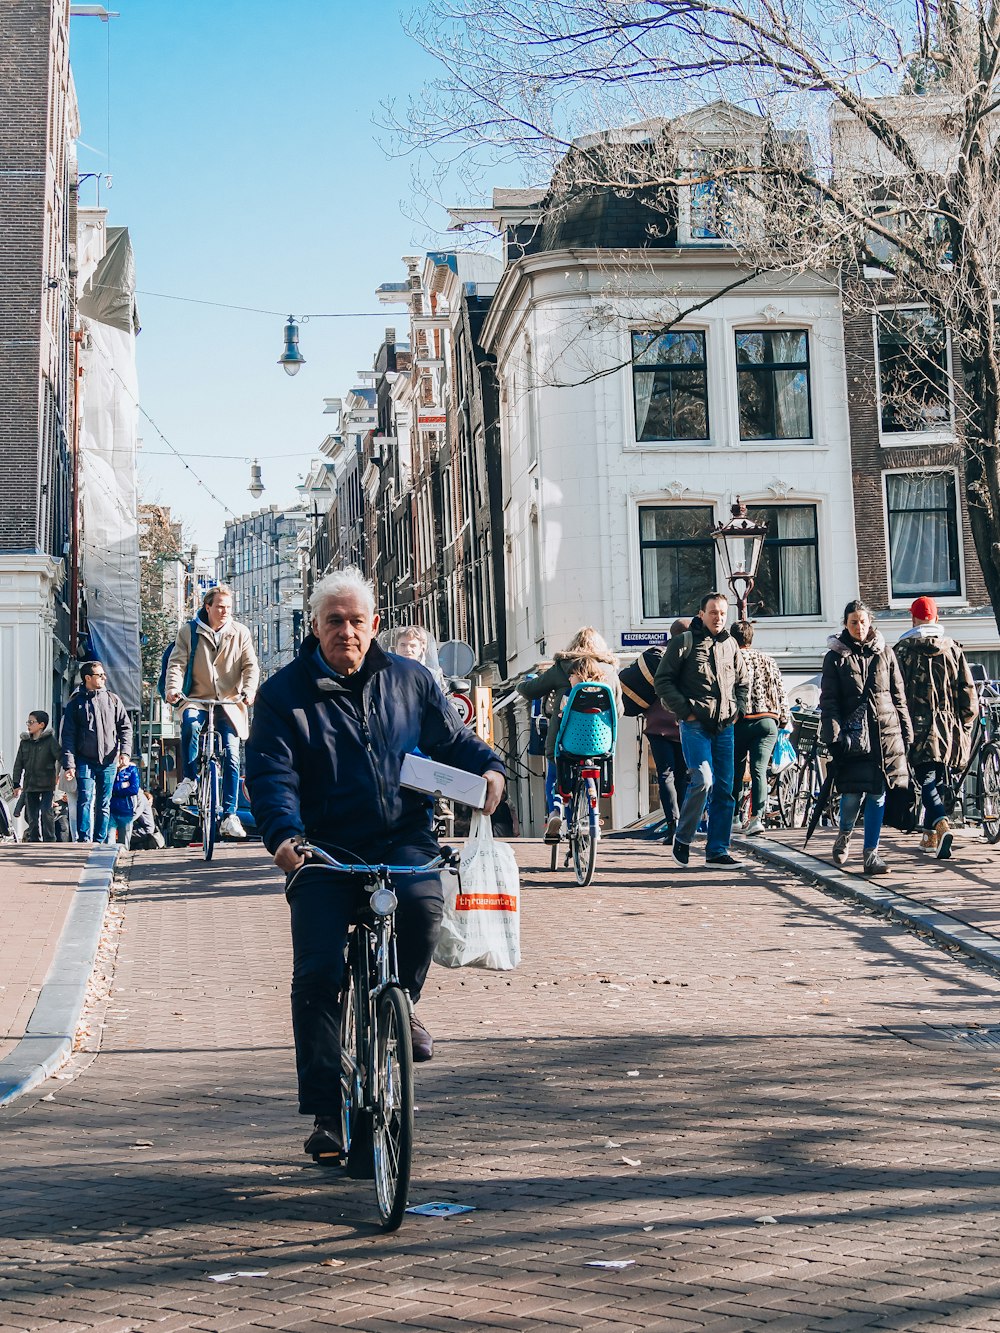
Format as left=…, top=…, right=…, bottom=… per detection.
left=910, top=596, right=938, bottom=622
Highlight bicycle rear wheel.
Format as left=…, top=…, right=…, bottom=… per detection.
left=201, top=758, right=219, bottom=861
left=373, top=986, right=414, bottom=1231
left=571, top=779, right=597, bottom=886
left=774, top=767, right=796, bottom=828
left=978, top=743, right=1000, bottom=844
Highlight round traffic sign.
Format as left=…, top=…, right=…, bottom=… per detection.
left=450, top=692, right=474, bottom=726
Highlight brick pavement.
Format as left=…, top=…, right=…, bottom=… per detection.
left=5, top=839, right=1000, bottom=1328
left=0, top=846, right=96, bottom=1062
left=763, top=822, right=1000, bottom=942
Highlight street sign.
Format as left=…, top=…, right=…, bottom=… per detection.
left=439, top=639, right=476, bottom=678
left=621, top=631, right=669, bottom=648
left=450, top=692, right=474, bottom=726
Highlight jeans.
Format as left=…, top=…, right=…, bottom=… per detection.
left=24, top=790, right=55, bottom=842
left=182, top=706, right=241, bottom=816
left=677, top=721, right=736, bottom=858
left=77, top=760, right=117, bottom=843
left=732, top=717, right=779, bottom=818
left=112, top=815, right=134, bottom=848
left=286, top=838, right=443, bottom=1116
left=544, top=760, right=558, bottom=818
left=647, top=734, right=687, bottom=825
left=914, top=762, right=948, bottom=829
left=839, top=785, right=886, bottom=850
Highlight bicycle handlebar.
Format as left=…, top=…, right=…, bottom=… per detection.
left=175, top=695, right=247, bottom=707
left=293, top=840, right=458, bottom=875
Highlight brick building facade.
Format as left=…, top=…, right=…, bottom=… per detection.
left=0, top=0, right=78, bottom=771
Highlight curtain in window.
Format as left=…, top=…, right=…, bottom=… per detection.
left=775, top=506, right=816, bottom=614
left=634, top=372, right=655, bottom=440
left=887, top=473, right=955, bottom=594
left=772, top=331, right=810, bottom=439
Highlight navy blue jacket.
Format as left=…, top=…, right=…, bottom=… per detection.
left=245, top=636, right=505, bottom=857
left=60, top=686, right=132, bottom=770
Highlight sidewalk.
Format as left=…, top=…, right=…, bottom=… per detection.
left=735, top=819, right=1000, bottom=969
left=0, top=843, right=118, bottom=1103
left=7, top=840, right=1000, bottom=1329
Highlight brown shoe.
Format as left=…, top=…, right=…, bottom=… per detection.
left=410, top=1012, right=434, bottom=1062
left=934, top=818, right=953, bottom=860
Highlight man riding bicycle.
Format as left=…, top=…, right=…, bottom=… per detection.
left=165, top=584, right=260, bottom=840
left=245, top=567, right=505, bottom=1163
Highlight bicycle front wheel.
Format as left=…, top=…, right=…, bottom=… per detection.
left=201, top=759, right=219, bottom=861
left=774, top=767, right=796, bottom=828
left=571, top=779, right=597, bottom=887
left=373, top=986, right=414, bottom=1231
left=979, top=743, right=1000, bottom=844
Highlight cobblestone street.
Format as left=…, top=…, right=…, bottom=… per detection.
left=5, top=837, right=1000, bottom=1330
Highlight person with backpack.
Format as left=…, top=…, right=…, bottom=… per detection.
left=653, top=592, right=749, bottom=869
left=730, top=621, right=789, bottom=836
left=517, top=628, right=621, bottom=842
left=12, top=710, right=61, bottom=842
left=165, top=584, right=259, bottom=840
left=821, top=599, right=913, bottom=875
left=642, top=619, right=691, bottom=846
left=894, top=596, right=977, bottom=859
left=110, top=759, right=142, bottom=847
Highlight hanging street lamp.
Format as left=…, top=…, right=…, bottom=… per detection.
left=277, top=316, right=306, bottom=376
left=248, top=459, right=264, bottom=500
left=711, top=497, right=768, bottom=620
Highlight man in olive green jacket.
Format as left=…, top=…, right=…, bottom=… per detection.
left=654, top=592, right=748, bottom=869
left=895, top=596, right=977, bottom=859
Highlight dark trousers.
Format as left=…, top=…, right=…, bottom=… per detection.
left=646, top=734, right=687, bottom=825
left=915, top=761, right=948, bottom=829
left=24, top=790, right=56, bottom=842
left=732, top=717, right=779, bottom=817
left=287, top=841, right=444, bottom=1117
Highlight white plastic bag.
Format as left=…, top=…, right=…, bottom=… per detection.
left=434, top=812, right=520, bottom=970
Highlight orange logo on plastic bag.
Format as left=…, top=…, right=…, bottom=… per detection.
left=454, top=893, right=517, bottom=912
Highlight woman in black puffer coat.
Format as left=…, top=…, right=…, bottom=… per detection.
left=820, top=599, right=913, bottom=876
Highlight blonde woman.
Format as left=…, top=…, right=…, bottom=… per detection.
left=517, top=628, right=622, bottom=840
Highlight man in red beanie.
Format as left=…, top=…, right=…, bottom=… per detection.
left=895, top=596, right=977, bottom=858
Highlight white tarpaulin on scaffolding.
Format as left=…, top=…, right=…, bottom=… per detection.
left=77, top=223, right=142, bottom=711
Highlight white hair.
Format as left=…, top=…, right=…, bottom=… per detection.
left=309, top=567, right=377, bottom=620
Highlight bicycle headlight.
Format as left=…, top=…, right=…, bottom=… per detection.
left=370, top=887, right=398, bottom=917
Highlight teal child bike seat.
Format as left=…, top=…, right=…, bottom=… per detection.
left=554, top=681, right=618, bottom=757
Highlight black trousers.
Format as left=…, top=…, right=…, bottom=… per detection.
left=287, top=840, right=444, bottom=1117
left=646, top=735, right=687, bottom=824
left=24, top=790, right=56, bottom=842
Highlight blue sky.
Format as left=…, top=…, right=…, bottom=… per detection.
left=69, top=1, right=505, bottom=554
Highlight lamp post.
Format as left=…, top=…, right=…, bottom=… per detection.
left=711, top=498, right=768, bottom=620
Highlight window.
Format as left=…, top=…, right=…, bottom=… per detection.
left=687, top=147, right=745, bottom=241
left=877, top=309, right=950, bottom=434
left=745, top=504, right=820, bottom=616
left=736, top=331, right=811, bottom=440
left=639, top=506, right=716, bottom=618
left=885, top=471, right=961, bottom=598
left=632, top=331, right=709, bottom=442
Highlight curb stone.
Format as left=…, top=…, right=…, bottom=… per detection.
left=734, top=832, right=1000, bottom=971
left=0, top=845, right=119, bottom=1107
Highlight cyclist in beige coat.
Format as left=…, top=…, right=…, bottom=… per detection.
left=165, top=584, right=260, bottom=838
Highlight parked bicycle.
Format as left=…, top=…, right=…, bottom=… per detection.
left=786, top=707, right=839, bottom=830
left=735, top=757, right=796, bottom=831
left=938, top=679, right=1000, bottom=844
left=290, top=840, right=459, bottom=1232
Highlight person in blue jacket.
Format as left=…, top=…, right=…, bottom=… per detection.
left=110, top=760, right=141, bottom=847
left=245, top=566, right=505, bottom=1164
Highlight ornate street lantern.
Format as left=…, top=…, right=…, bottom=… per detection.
left=711, top=497, right=768, bottom=619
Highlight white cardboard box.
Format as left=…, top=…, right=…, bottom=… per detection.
left=400, top=753, right=488, bottom=809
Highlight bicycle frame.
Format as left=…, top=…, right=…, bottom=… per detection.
left=289, top=840, right=455, bottom=1230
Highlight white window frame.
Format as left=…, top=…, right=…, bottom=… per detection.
left=729, top=320, right=817, bottom=448
left=880, top=465, right=967, bottom=608
left=626, top=324, right=714, bottom=449
left=874, top=305, right=956, bottom=448
left=736, top=495, right=826, bottom=622
left=630, top=493, right=720, bottom=625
